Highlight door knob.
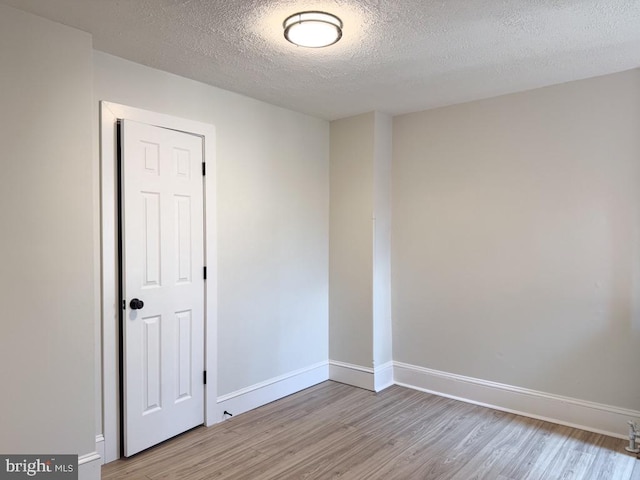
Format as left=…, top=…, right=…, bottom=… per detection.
left=129, top=298, right=144, bottom=310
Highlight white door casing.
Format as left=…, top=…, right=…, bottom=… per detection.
left=100, top=102, right=217, bottom=463
left=121, top=119, right=205, bottom=456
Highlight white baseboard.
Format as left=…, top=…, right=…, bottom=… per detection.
left=215, top=362, right=329, bottom=423
left=394, top=361, right=640, bottom=440
left=374, top=361, right=394, bottom=392
left=329, top=360, right=374, bottom=391
left=78, top=451, right=101, bottom=480
left=95, top=435, right=105, bottom=466
left=328, top=360, right=394, bottom=393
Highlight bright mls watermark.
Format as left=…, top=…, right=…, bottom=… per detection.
left=0, top=455, right=77, bottom=479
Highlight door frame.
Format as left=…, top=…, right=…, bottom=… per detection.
left=100, top=101, right=218, bottom=463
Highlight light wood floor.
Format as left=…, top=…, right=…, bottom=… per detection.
left=103, top=381, right=639, bottom=479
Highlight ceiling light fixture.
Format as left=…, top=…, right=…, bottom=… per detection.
left=283, top=11, right=343, bottom=48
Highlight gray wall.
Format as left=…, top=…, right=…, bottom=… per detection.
left=373, top=113, right=393, bottom=368
left=392, top=69, right=640, bottom=410
left=93, top=51, right=330, bottom=397
left=0, top=4, right=96, bottom=455
left=329, top=112, right=393, bottom=371
left=329, top=113, right=375, bottom=367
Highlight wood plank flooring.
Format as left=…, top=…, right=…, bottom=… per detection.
left=103, top=381, right=639, bottom=479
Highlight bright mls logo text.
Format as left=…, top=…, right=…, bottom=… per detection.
left=0, top=455, right=77, bottom=479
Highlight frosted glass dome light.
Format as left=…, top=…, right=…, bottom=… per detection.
left=283, top=11, right=343, bottom=48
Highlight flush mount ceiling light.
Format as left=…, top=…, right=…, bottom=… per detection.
left=283, top=11, right=343, bottom=48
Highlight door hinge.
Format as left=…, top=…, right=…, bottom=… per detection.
left=203, top=371, right=207, bottom=385
left=204, top=266, right=207, bottom=280
left=202, top=162, right=206, bottom=176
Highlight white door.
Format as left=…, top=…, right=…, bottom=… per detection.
left=120, top=119, right=205, bottom=457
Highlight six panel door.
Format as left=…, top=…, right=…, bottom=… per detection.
left=121, top=119, right=205, bottom=457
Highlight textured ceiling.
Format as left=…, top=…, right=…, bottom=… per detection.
left=3, top=0, right=640, bottom=120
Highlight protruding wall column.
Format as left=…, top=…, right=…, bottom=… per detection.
left=329, top=112, right=393, bottom=391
